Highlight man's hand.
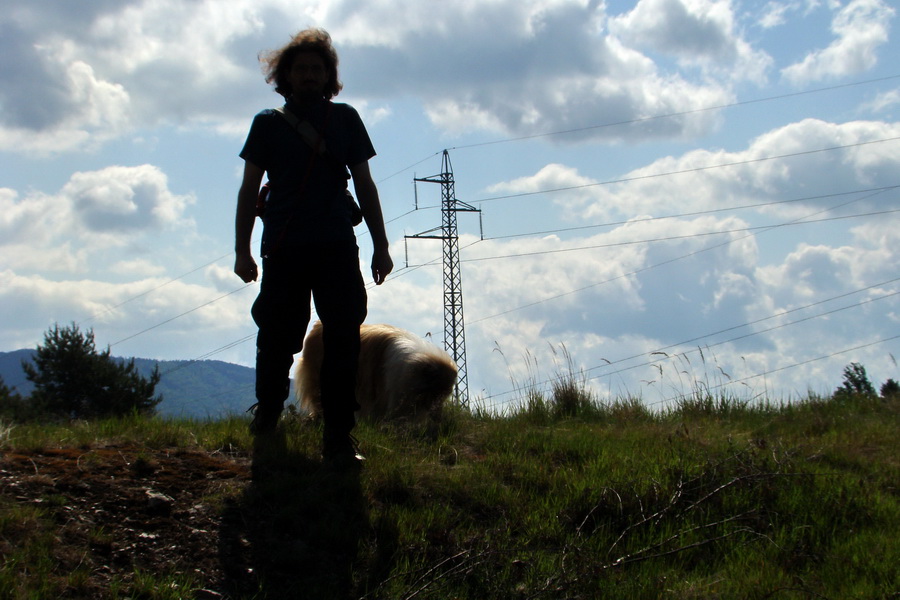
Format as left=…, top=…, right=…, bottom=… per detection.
left=234, top=252, right=259, bottom=283
left=371, top=246, right=393, bottom=285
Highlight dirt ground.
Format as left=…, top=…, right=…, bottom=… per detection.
left=0, top=442, right=370, bottom=599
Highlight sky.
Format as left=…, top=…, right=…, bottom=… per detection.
left=1, top=0, right=898, bottom=413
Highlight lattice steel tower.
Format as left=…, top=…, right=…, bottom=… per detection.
left=408, top=150, right=480, bottom=406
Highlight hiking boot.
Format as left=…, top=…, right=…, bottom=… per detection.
left=322, top=433, right=365, bottom=470
left=247, top=402, right=283, bottom=436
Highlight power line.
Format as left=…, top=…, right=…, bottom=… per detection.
left=586, top=280, right=900, bottom=379
left=87, top=203, right=421, bottom=344
left=104, top=205, right=419, bottom=336
left=158, top=333, right=257, bottom=378
left=467, top=184, right=893, bottom=324
left=655, top=333, right=900, bottom=408
left=478, top=331, right=900, bottom=412
left=79, top=251, right=238, bottom=326
left=156, top=239, right=490, bottom=380
left=605, top=290, right=900, bottom=386
left=373, top=74, right=900, bottom=186
left=110, top=285, right=253, bottom=347
left=100, top=205, right=424, bottom=335
left=94, top=204, right=426, bottom=325
left=102, top=211, right=417, bottom=352
left=155, top=246, right=473, bottom=377
left=464, top=209, right=900, bottom=263
left=469, top=136, right=900, bottom=204
left=376, top=151, right=443, bottom=184
left=447, top=74, right=900, bottom=151
left=479, top=277, right=900, bottom=404
left=107, top=140, right=899, bottom=346
left=484, top=185, right=900, bottom=241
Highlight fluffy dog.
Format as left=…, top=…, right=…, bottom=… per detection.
left=294, top=321, right=458, bottom=423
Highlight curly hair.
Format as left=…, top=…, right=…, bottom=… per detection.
left=260, top=28, right=342, bottom=99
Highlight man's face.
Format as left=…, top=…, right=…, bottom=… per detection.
left=288, top=51, right=327, bottom=100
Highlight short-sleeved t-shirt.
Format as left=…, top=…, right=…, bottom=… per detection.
left=240, top=99, right=376, bottom=252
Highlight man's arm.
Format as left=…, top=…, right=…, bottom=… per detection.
left=234, top=160, right=265, bottom=283
left=350, top=160, right=393, bottom=285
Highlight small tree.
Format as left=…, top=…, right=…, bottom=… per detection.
left=0, top=376, right=16, bottom=403
left=22, top=323, right=162, bottom=419
left=833, top=362, right=877, bottom=400
left=881, top=378, right=900, bottom=401
left=0, top=375, right=31, bottom=421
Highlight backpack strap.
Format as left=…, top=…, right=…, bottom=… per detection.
left=273, top=106, right=329, bottom=155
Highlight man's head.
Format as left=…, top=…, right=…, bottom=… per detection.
left=262, top=28, right=342, bottom=100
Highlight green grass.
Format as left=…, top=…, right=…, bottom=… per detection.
left=1, top=385, right=898, bottom=599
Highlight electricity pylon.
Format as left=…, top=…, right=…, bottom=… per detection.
left=406, top=150, right=481, bottom=407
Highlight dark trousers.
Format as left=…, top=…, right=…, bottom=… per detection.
left=251, top=241, right=367, bottom=436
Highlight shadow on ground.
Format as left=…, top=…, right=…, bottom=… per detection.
left=217, top=432, right=392, bottom=599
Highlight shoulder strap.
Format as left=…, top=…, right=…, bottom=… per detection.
left=273, top=105, right=329, bottom=156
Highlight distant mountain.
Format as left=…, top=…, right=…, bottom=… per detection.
left=0, top=350, right=37, bottom=397
left=0, top=349, right=259, bottom=419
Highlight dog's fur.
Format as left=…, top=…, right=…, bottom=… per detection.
left=294, top=321, right=458, bottom=423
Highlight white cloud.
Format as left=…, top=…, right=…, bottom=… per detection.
left=206, top=263, right=247, bottom=294
left=781, top=0, right=895, bottom=85
left=552, top=118, right=900, bottom=222
left=0, top=0, right=274, bottom=153
left=609, top=0, right=773, bottom=84
left=759, top=1, right=791, bottom=28
left=367, top=274, right=446, bottom=331
left=110, top=258, right=167, bottom=278
left=0, top=0, right=749, bottom=150
left=339, top=0, right=739, bottom=141
left=0, top=58, right=130, bottom=155
left=6, top=0, right=892, bottom=155
left=860, top=88, right=900, bottom=114
left=0, top=187, right=82, bottom=273
left=62, top=165, right=193, bottom=233
left=757, top=1, right=826, bottom=29
left=1, top=165, right=195, bottom=274
left=486, top=163, right=598, bottom=207
left=754, top=217, right=900, bottom=341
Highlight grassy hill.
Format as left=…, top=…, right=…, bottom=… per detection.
left=0, top=389, right=898, bottom=599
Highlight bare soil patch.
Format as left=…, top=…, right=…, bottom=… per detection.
left=1, top=445, right=253, bottom=598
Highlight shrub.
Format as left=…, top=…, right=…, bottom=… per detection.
left=833, top=362, right=877, bottom=400
left=880, top=378, right=899, bottom=401
left=21, top=323, right=161, bottom=420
